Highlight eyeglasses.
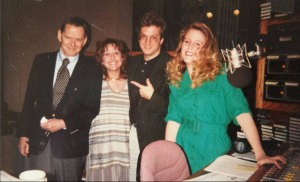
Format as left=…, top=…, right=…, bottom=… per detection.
left=139, top=34, right=160, bottom=44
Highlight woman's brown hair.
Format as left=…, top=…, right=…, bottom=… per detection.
left=95, top=38, right=129, bottom=79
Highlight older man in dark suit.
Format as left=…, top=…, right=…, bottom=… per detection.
left=127, top=11, right=171, bottom=181
left=18, top=17, right=102, bottom=181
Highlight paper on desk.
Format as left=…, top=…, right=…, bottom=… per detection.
left=184, top=172, right=245, bottom=181
left=231, top=152, right=257, bottom=162
left=204, top=155, right=256, bottom=180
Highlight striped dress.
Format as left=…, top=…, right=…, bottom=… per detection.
left=86, top=80, right=130, bottom=181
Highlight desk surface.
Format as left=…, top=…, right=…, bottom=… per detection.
left=248, top=164, right=273, bottom=181
left=186, top=143, right=291, bottom=181
left=186, top=163, right=273, bottom=181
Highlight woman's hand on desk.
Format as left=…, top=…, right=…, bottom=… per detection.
left=256, top=154, right=286, bottom=169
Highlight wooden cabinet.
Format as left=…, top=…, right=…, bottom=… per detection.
left=255, top=15, right=300, bottom=113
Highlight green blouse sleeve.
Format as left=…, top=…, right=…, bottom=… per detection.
left=222, top=73, right=252, bottom=125
left=165, top=85, right=183, bottom=124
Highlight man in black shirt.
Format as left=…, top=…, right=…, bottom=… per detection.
left=127, top=11, right=171, bottom=181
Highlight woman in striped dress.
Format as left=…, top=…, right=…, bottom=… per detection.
left=86, top=38, right=131, bottom=181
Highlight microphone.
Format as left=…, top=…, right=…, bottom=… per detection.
left=221, top=44, right=261, bottom=88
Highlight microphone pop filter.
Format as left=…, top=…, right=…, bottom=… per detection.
left=227, top=67, right=253, bottom=88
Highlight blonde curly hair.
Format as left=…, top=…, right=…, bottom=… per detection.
left=166, top=22, right=222, bottom=89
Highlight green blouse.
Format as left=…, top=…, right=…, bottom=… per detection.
left=165, top=71, right=251, bottom=174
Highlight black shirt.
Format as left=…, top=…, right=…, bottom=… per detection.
left=130, top=52, right=161, bottom=124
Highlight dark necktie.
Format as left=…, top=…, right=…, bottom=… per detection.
left=52, top=58, right=70, bottom=110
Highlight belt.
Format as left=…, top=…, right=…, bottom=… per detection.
left=182, top=117, right=227, bottom=135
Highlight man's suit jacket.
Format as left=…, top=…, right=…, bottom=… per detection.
left=20, top=51, right=102, bottom=159
left=127, top=50, right=171, bottom=151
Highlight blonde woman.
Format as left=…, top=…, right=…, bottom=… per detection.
left=165, top=22, right=286, bottom=174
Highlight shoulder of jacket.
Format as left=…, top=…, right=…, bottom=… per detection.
left=160, top=50, right=172, bottom=62
left=32, top=52, right=57, bottom=67
left=127, top=54, right=142, bottom=66
left=80, top=54, right=96, bottom=65
left=79, top=55, right=103, bottom=77
left=130, top=54, right=143, bottom=60
left=34, top=51, right=57, bottom=60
